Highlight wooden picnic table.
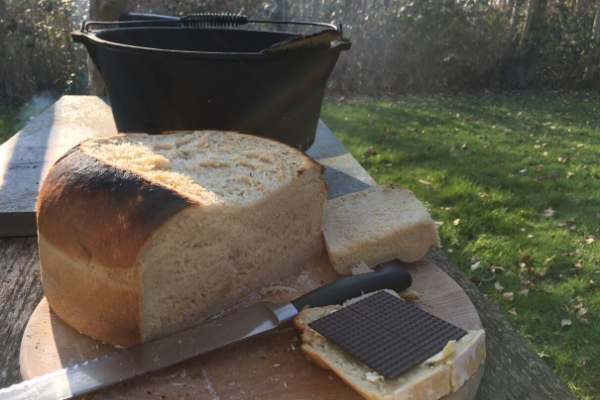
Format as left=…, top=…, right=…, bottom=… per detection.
left=0, top=96, right=576, bottom=399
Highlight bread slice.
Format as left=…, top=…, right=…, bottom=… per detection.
left=294, top=291, right=485, bottom=400
left=323, top=187, right=440, bottom=274
left=37, top=131, right=326, bottom=346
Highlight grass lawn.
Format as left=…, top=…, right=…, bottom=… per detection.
left=0, top=105, right=19, bottom=144
left=322, top=92, right=600, bottom=400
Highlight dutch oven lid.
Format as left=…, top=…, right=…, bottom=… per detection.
left=73, top=12, right=351, bottom=56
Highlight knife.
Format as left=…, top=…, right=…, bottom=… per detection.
left=0, top=260, right=411, bottom=400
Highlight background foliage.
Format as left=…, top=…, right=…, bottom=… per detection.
left=1, top=0, right=600, bottom=102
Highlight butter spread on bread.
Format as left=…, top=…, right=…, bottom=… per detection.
left=294, top=291, right=486, bottom=400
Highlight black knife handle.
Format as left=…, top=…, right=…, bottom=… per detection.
left=291, top=260, right=412, bottom=310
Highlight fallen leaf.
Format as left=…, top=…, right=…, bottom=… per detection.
left=543, top=256, right=555, bottom=266
left=494, top=281, right=504, bottom=292
left=574, top=261, right=583, bottom=270
left=519, top=288, right=530, bottom=296
left=364, top=147, right=377, bottom=157
left=503, top=292, right=514, bottom=301
left=561, top=319, right=572, bottom=328
left=470, top=261, right=481, bottom=271
left=542, top=208, right=556, bottom=218
left=586, top=236, right=595, bottom=245
left=577, top=307, right=588, bottom=318
left=508, top=308, right=518, bottom=316
left=519, top=168, right=527, bottom=174
left=491, top=265, right=505, bottom=274
left=418, top=179, right=432, bottom=186
left=567, top=171, right=575, bottom=178
left=588, top=279, right=596, bottom=289
left=453, top=218, right=461, bottom=226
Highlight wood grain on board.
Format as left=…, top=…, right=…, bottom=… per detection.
left=21, top=257, right=483, bottom=400
left=0, top=96, right=117, bottom=236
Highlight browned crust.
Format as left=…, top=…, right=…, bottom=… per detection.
left=36, top=145, right=193, bottom=269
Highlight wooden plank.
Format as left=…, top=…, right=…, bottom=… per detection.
left=20, top=258, right=482, bottom=400
left=0, top=96, right=117, bottom=237
left=0, top=237, right=42, bottom=386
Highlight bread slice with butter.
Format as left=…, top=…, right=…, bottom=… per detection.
left=323, top=187, right=440, bottom=275
left=294, top=291, right=486, bottom=400
left=37, top=131, right=326, bottom=346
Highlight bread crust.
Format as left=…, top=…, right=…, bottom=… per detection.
left=39, top=235, right=143, bottom=346
left=37, top=146, right=193, bottom=269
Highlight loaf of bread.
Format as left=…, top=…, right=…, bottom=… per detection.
left=294, top=291, right=486, bottom=400
left=323, top=187, right=440, bottom=274
left=37, top=131, right=326, bottom=346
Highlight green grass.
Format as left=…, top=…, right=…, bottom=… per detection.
left=322, top=92, right=600, bottom=399
left=0, top=105, right=19, bottom=144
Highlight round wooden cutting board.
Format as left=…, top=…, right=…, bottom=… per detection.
left=20, top=255, right=484, bottom=399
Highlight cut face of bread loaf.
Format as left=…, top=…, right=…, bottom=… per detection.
left=323, top=187, right=440, bottom=275
left=294, top=292, right=486, bottom=400
left=37, top=131, right=326, bottom=346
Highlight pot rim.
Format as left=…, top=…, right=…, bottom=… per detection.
left=72, top=26, right=351, bottom=60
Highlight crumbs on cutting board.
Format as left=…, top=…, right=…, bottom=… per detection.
left=260, top=285, right=298, bottom=296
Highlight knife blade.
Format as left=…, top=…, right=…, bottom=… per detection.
left=0, top=260, right=411, bottom=400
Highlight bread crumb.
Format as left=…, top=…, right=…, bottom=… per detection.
left=399, top=290, right=421, bottom=301
left=237, top=160, right=256, bottom=170
left=147, top=155, right=170, bottom=170
left=153, top=143, right=173, bottom=150
left=260, top=285, right=298, bottom=296
left=351, top=261, right=373, bottom=275
left=365, top=371, right=384, bottom=383
left=426, top=340, right=456, bottom=364
left=196, top=133, right=209, bottom=148
left=232, top=175, right=253, bottom=185
left=197, top=160, right=229, bottom=169
left=175, top=135, right=194, bottom=147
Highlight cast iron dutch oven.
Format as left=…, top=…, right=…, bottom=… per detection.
left=72, top=12, right=351, bottom=150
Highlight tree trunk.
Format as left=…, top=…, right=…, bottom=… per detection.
left=87, top=0, right=132, bottom=95
left=593, top=5, right=600, bottom=41
left=519, top=0, right=539, bottom=50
